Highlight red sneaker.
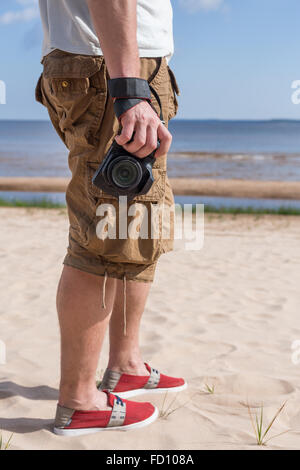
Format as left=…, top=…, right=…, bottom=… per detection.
left=53, top=391, right=158, bottom=436
left=98, top=363, right=187, bottom=399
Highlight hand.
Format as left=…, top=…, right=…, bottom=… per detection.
left=115, top=100, right=172, bottom=158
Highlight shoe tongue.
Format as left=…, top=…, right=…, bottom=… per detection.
left=102, top=389, right=115, bottom=407
left=145, top=363, right=151, bottom=373
left=103, top=390, right=116, bottom=408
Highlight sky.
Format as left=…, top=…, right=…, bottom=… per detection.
left=0, top=0, right=300, bottom=120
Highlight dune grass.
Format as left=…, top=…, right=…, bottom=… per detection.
left=247, top=402, right=289, bottom=446
left=0, top=432, right=13, bottom=450
left=0, top=196, right=300, bottom=215
left=0, top=197, right=65, bottom=209
left=203, top=383, right=215, bottom=394
left=159, top=392, right=192, bottom=420
left=204, top=205, right=300, bottom=216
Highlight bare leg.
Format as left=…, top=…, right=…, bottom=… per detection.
left=57, top=265, right=116, bottom=410
left=107, top=280, right=151, bottom=375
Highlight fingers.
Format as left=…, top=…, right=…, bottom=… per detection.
left=123, top=121, right=147, bottom=155
left=138, top=125, right=158, bottom=158
left=124, top=123, right=158, bottom=158
left=155, top=123, right=172, bottom=158
left=114, top=101, right=172, bottom=159
left=115, top=117, right=135, bottom=146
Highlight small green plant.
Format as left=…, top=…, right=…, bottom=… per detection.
left=1, top=197, right=300, bottom=215
left=159, top=392, right=191, bottom=420
left=203, top=383, right=215, bottom=394
left=247, top=402, right=289, bottom=446
left=0, top=432, right=13, bottom=450
left=191, top=204, right=300, bottom=216
left=206, top=205, right=300, bottom=216
left=0, top=197, right=66, bottom=209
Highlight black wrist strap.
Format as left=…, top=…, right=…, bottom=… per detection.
left=111, top=90, right=164, bottom=124
left=108, top=77, right=164, bottom=123
left=108, top=77, right=152, bottom=100
left=113, top=98, right=145, bottom=120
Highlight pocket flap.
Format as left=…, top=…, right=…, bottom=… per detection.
left=42, top=53, right=103, bottom=79
left=87, top=162, right=166, bottom=202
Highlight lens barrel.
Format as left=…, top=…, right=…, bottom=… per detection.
left=108, top=156, right=143, bottom=190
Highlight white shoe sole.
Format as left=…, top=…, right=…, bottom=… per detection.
left=114, top=382, right=188, bottom=399
left=53, top=406, right=158, bottom=436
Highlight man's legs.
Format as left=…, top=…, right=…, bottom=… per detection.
left=102, top=278, right=186, bottom=397
left=107, top=280, right=151, bottom=376
left=57, top=265, right=116, bottom=410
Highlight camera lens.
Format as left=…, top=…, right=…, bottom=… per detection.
left=110, top=157, right=142, bottom=189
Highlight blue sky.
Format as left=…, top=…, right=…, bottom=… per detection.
left=0, top=0, right=299, bottom=120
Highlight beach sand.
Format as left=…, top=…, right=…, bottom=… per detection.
left=0, top=207, right=300, bottom=450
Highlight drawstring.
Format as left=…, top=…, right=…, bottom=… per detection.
left=102, top=270, right=108, bottom=309
left=123, top=274, right=127, bottom=336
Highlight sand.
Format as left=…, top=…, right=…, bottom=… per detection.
left=1, top=176, right=300, bottom=200
left=1, top=207, right=300, bottom=450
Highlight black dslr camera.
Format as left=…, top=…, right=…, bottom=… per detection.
left=92, top=76, right=164, bottom=201
left=92, top=139, right=158, bottom=201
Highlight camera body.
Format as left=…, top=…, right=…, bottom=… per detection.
left=92, top=140, right=156, bottom=201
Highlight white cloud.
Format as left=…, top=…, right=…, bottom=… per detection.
left=179, top=0, right=224, bottom=12
left=0, top=0, right=38, bottom=25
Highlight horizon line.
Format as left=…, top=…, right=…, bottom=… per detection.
left=1, top=118, right=300, bottom=123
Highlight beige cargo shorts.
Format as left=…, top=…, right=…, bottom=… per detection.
left=35, top=49, right=180, bottom=283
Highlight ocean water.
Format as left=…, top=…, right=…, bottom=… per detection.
left=0, top=119, right=300, bottom=208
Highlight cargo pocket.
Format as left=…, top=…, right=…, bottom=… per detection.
left=41, top=52, right=106, bottom=152
left=167, top=66, right=180, bottom=120
left=82, top=162, right=167, bottom=265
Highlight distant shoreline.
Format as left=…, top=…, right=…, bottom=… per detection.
left=169, top=151, right=300, bottom=158
left=1, top=118, right=300, bottom=123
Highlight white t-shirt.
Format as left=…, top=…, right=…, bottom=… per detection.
left=39, top=0, right=174, bottom=63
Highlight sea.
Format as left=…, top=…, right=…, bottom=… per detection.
left=1, top=119, right=300, bottom=210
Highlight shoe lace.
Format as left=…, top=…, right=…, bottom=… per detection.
left=115, top=395, right=124, bottom=407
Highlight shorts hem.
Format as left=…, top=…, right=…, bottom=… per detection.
left=63, top=255, right=156, bottom=283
